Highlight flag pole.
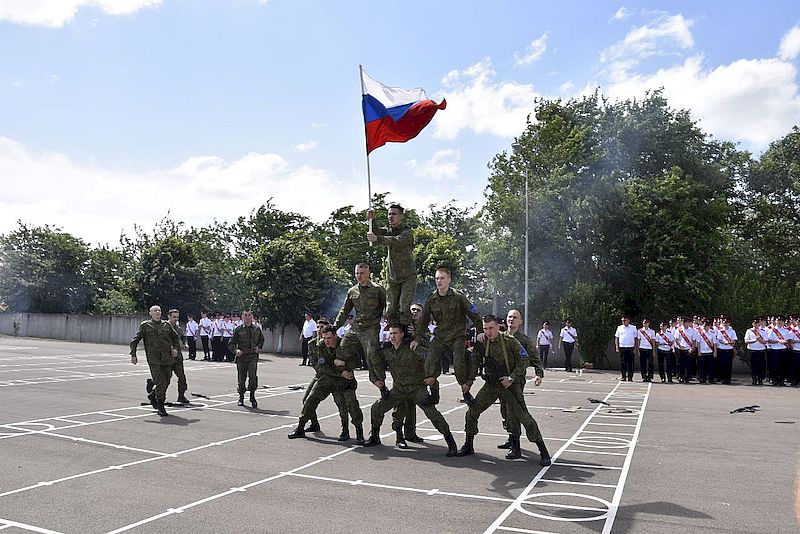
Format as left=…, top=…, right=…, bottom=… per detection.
left=359, top=64, right=374, bottom=245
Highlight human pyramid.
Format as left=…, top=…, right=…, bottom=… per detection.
left=128, top=204, right=552, bottom=466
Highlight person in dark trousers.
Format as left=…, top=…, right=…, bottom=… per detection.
left=615, top=316, right=637, bottom=381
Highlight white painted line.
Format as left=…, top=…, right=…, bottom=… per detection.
left=42, top=432, right=170, bottom=456
left=286, top=472, right=516, bottom=504
left=539, top=479, right=616, bottom=488
left=0, top=518, right=65, bottom=533
left=482, top=381, right=623, bottom=533
left=580, top=430, right=634, bottom=436
left=601, top=383, right=652, bottom=534
left=496, top=526, right=558, bottom=534
left=563, top=449, right=628, bottom=457
left=522, top=500, right=607, bottom=513
left=586, top=422, right=636, bottom=427
left=551, top=461, right=623, bottom=470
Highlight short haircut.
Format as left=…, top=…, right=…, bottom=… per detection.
left=355, top=262, right=370, bottom=271
left=187, top=314, right=194, bottom=319
left=482, top=314, right=499, bottom=324
left=168, top=309, right=179, bottom=315
left=320, top=325, right=336, bottom=335
left=388, top=323, right=404, bottom=331
left=317, top=320, right=330, bottom=327
left=388, top=203, right=404, bottom=213
left=149, top=305, right=161, bottom=311
left=435, top=267, right=451, bottom=277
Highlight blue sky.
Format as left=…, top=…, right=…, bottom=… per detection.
left=1, top=0, right=799, bottom=245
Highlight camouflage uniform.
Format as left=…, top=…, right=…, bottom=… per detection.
left=168, top=322, right=188, bottom=400
left=418, top=288, right=483, bottom=386
left=465, top=332, right=544, bottom=444
left=228, top=323, right=265, bottom=394
left=374, top=223, right=416, bottom=326
left=334, top=280, right=386, bottom=373
left=130, top=319, right=181, bottom=402
left=499, top=330, right=544, bottom=435
left=369, top=340, right=451, bottom=436
left=303, top=337, right=352, bottom=430
left=300, top=339, right=363, bottom=425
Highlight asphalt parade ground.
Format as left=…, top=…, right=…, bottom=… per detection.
left=0, top=336, right=798, bottom=534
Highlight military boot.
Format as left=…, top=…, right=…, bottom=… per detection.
left=177, top=393, right=189, bottom=405
left=444, top=432, right=459, bottom=457
left=288, top=418, right=308, bottom=439
left=462, top=390, right=476, bottom=406
left=505, top=436, right=522, bottom=460
left=249, top=391, right=258, bottom=409
left=355, top=424, right=365, bottom=445
left=304, top=415, right=321, bottom=433
left=497, top=434, right=513, bottom=449
left=456, top=434, right=475, bottom=456
left=237, top=393, right=244, bottom=406
left=406, top=433, right=425, bottom=443
left=146, top=379, right=157, bottom=409
left=395, top=425, right=408, bottom=449
left=338, top=425, right=351, bottom=442
left=537, top=440, right=552, bottom=466
left=363, top=426, right=381, bottom=447
left=156, top=400, right=168, bottom=417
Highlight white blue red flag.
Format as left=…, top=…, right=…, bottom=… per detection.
left=360, top=68, right=446, bottom=154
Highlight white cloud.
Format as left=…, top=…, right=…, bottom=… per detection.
left=514, top=33, right=549, bottom=67
left=435, top=58, right=540, bottom=139
left=778, top=24, right=800, bottom=61
left=0, top=0, right=161, bottom=28
left=0, top=137, right=444, bottom=245
left=294, top=140, right=318, bottom=152
left=611, top=7, right=631, bottom=21
left=310, top=122, right=328, bottom=129
left=598, top=54, right=800, bottom=148
left=558, top=81, right=575, bottom=93
left=406, top=149, right=461, bottom=181
left=601, top=14, right=694, bottom=63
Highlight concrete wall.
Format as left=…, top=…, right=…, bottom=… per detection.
left=0, top=313, right=303, bottom=355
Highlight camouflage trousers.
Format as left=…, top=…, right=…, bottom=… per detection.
left=147, top=361, right=172, bottom=402
left=236, top=353, right=258, bottom=393
left=371, top=386, right=450, bottom=435
left=386, top=275, right=417, bottom=327
left=301, top=376, right=363, bottom=425
left=465, top=381, right=543, bottom=444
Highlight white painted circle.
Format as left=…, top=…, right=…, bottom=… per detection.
left=572, top=435, right=631, bottom=449
left=516, top=492, right=610, bottom=522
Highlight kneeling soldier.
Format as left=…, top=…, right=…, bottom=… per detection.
left=288, top=326, right=364, bottom=443
left=363, top=324, right=459, bottom=456
left=458, top=315, right=551, bottom=466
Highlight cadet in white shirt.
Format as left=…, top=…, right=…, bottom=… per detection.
left=199, top=310, right=213, bottom=361
left=211, top=313, right=225, bottom=362
left=185, top=313, right=199, bottom=360
left=636, top=319, right=655, bottom=382
left=715, top=316, right=737, bottom=384
left=768, top=317, right=795, bottom=386
left=558, top=319, right=578, bottom=373
left=655, top=322, right=675, bottom=383
left=744, top=317, right=768, bottom=385
left=299, top=312, right=317, bottom=366
left=674, top=317, right=697, bottom=383
left=536, top=321, right=554, bottom=369
left=614, top=316, right=638, bottom=381
left=695, top=318, right=718, bottom=384
left=789, top=316, right=800, bottom=387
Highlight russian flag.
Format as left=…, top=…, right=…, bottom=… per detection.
left=360, top=68, right=446, bottom=154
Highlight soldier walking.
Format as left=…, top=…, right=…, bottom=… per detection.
left=228, top=309, right=265, bottom=408
left=130, top=305, right=181, bottom=417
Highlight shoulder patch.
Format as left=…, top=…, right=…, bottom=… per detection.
left=318, top=357, right=326, bottom=365
left=519, top=348, right=529, bottom=358
left=468, top=304, right=478, bottom=313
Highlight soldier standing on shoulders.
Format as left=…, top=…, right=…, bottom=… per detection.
left=416, top=268, right=483, bottom=406
left=367, top=204, right=416, bottom=332
left=228, top=309, right=265, bottom=408
left=130, top=305, right=181, bottom=417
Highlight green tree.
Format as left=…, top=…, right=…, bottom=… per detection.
left=85, top=246, right=130, bottom=314
left=559, top=281, right=620, bottom=367
left=0, top=222, right=90, bottom=313
left=244, top=232, right=348, bottom=351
